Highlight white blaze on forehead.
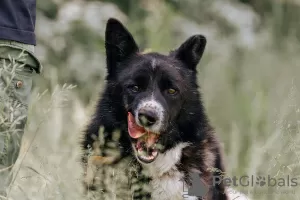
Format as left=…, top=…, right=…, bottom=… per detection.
left=135, top=97, right=164, bottom=133
left=151, top=59, right=156, bottom=70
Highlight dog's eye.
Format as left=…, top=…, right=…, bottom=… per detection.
left=167, top=88, right=177, bottom=95
left=129, top=85, right=140, bottom=93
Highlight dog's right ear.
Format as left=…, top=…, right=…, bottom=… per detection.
left=105, top=18, right=139, bottom=78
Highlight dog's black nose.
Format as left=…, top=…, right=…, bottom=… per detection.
left=138, top=110, right=158, bottom=127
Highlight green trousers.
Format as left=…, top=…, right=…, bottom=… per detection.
left=0, top=40, right=41, bottom=196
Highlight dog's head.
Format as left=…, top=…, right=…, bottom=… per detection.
left=105, top=18, right=207, bottom=164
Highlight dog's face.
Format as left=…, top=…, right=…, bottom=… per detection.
left=120, top=54, right=187, bottom=133
left=105, top=18, right=206, bottom=164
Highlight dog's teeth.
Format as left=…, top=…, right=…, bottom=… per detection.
left=152, top=151, right=158, bottom=157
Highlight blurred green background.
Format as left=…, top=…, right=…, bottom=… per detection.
left=8, top=0, right=300, bottom=199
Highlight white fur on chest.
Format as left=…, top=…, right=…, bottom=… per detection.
left=143, top=143, right=197, bottom=200
left=150, top=169, right=186, bottom=200
left=138, top=143, right=250, bottom=200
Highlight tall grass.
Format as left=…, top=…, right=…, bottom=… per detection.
left=2, top=1, right=300, bottom=200
left=4, top=37, right=299, bottom=200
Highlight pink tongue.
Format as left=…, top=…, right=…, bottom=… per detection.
left=127, top=112, right=146, bottom=138
left=127, top=112, right=159, bottom=148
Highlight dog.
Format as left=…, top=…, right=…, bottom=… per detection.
left=81, top=18, right=230, bottom=200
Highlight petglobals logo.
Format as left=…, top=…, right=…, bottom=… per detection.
left=213, top=175, right=298, bottom=188
left=182, top=172, right=298, bottom=199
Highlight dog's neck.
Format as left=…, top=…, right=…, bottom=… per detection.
left=140, top=142, right=199, bottom=200
left=143, top=142, right=190, bottom=177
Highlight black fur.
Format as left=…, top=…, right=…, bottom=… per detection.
left=81, top=18, right=228, bottom=200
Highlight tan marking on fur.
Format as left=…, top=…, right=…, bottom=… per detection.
left=201, top=139, right=216, bottom=171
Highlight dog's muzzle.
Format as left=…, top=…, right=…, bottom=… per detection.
left=135, top=99, right=165, bottom=133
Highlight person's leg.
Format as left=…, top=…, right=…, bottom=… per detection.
left=0, top=40, right=41, bottom=196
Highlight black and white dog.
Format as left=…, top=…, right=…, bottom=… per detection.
left=81, top=18, right=232, bottom=200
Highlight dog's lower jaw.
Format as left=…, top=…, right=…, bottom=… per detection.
left=144, top=142, right=190, bottom=176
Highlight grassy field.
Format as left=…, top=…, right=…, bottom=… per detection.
left=6, top=36, right=300, bottom=200
left=2, top=1, right=300, bottom=200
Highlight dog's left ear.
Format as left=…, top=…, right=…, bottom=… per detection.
left=105, top=18, right=139, bottom=77
left=170, top=35, right=206, bottom=71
